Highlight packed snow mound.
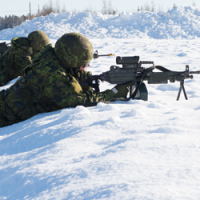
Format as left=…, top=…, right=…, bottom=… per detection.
left=1, top=6, right=200, bottom=40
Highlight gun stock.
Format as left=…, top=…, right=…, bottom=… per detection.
left=0, top=42, right=9, bottom=55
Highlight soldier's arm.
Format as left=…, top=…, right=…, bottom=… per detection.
left=29, top=62, right=116, bottom=108
left=48, top=75, right=115, bottom=108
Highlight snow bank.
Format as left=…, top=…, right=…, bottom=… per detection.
left=1, top=6, right=200, bottom=40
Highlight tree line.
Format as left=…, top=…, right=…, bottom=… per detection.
left=0, top=0, right=67, bottom=31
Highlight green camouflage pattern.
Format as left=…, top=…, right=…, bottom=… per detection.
left=54, top=32, right=93, bottom=69
left=28, top=30, right=50, bottom=54
left=0, top=31, right=50, bottom=86
left=0, top=45, right=115, bottom=128
left=0, top=37, right=32, bottom=86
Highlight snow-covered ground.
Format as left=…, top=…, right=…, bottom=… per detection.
left=1, top=6, right=200, bottom=200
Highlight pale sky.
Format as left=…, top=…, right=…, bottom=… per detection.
left=0, top=0, right=199, bottom=17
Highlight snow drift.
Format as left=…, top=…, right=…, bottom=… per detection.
left=1, top=6, right=200, bottom=40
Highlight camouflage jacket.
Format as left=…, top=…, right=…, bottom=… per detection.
left=23, top=44, right=115, bottom=109
left=0, top=37, right=32, bottom=86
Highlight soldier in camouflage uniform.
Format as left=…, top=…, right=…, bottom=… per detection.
left=0, top=30, right=50, bottom=86
left=0, top=32, right=132, bottom=128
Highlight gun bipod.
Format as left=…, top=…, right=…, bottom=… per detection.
left=176, top=80, right=188, bottom=101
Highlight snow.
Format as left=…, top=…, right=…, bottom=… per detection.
left=1, top=6, right=200, bottom=200
left=1, top=6, right=200, bottom=40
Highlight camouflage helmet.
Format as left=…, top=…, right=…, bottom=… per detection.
left=28, top=30, right=50, bottom=52
left=54, top=32, right=93, bottom=69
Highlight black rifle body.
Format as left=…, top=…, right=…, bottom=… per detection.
left=85, top=56, right=200, bottom=101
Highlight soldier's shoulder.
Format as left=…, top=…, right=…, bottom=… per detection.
left=32, top=44, right=53, bottom=62
left=11, top=37, right=32, bottom=56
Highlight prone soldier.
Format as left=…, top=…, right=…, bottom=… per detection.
left=0, top=30, right=50, bottom=86
left=0, top=32, right=133, bottom=128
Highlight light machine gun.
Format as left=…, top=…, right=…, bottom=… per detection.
left=86, top=55, right=200, bottom=101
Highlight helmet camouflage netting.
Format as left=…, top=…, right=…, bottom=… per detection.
left=28, top=30, right=50, bottom=51
left=54, top=32, right=93, bottom=69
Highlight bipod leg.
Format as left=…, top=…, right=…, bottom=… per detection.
left=176, top=80, right=188, bottom=101
left=129, top=85, right=133, bottom=99
left=182, top=82, right=188, bottom=100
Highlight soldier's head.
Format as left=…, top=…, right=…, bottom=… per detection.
left=54, top=32, right=93, bottom=70
left=28, top=30, right=50, bottom=55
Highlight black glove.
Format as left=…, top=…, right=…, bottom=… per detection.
left=76, top=71, right=92, bottom=81
left=76, top=71, right=93, bottom=92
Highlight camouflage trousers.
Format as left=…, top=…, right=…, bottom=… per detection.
left=0, top=51, right=20, bottom=86
left=0, top=72, right=20, bottom=87
left=0, top=77, right=60, bottom=128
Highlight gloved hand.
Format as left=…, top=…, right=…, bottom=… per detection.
left=112, top=82, right=135, bottom=98
left=76, top=71, right=92, bottom=81
left=76, top=71, right=93, bottom=92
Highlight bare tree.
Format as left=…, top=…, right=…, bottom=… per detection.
left=41, top=0, right=55, bottom=16
left=49, top=0, right=54, bottom=12
left=61, top=3, right=66, bottom=13
left=102, top=0, right=107, bottom=14
left=151, top=1, right=155, bottom=12
left=84, top=4, right=95, bottom=13
left=108, top=0, right=113, bottom=14
left=114, top=7, right=118, bottom=14
left=144, top=2, right=150, bottom=11
left=56, top=0, right=60, bottom=13
left=173, top=4, right=177, bottom=9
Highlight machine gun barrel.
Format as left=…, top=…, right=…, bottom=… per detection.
left=93, top=50, right=115, bottom=59
left=189, top=70, right=200, bottom=74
